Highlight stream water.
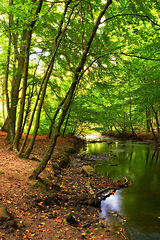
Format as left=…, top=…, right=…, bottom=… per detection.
left=85, top=136, right=160, bottom=240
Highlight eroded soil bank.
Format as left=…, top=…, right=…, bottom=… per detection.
left=0, top=131, right=131, bottom=240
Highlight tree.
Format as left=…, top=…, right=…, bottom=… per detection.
left=0, top=0, right=159, bottom=177
left=29, top=0, right=113, bottom=179
left=12, top=0, right=43, bottom=150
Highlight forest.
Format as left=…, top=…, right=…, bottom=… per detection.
left=0, top=1, right=160, bottom=239
left=0, top=0, right=160, bottom=178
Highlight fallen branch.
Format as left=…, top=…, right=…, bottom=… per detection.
left=96, top=186, right=116, bottom=196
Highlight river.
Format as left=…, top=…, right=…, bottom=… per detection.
left=85, top=136, right=160, bottom=240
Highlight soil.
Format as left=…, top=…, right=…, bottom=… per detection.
left=1, top=131, right=157, bottom=240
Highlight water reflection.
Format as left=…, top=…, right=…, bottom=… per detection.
left=86, top=139, right=160, bottom=239
left=101, top=190, right=121, bottom=219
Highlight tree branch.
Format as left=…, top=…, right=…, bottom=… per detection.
left=102, top=13, right=160, bottom=27
left=117, top=52, right=160, bottom=61
left=78, top=50, right=160, bottom=80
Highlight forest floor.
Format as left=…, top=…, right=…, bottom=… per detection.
left=0, top=131, right=159, bottom=240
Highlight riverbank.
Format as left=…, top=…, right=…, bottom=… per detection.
left=0, top=131, right=129, bottom=240
left=105, top=131, right=160, bottom=146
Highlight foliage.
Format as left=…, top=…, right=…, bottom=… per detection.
left=0, top=0, right=160, bottom=136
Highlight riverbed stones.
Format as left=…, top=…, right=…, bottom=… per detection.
left=81, top=165, right=95, bottom=176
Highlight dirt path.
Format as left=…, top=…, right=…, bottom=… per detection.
left=0, top=131, right=128, bottom=240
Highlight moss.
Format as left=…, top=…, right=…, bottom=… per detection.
left=0, top=206, right=11, bottom=221
left=31, top=177, right=61, bottom=191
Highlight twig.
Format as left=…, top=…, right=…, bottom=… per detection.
left=96, top=187, right=116, bottom=195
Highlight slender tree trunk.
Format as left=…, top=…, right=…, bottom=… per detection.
left=146, top=110, right=151, bottom=132
left=29, top=0, right=113, bottom=180
left=23, top=0, right=73, bottom=158
left=29, top=80, right=77, bottom=179
left=62, top=107, right=72, bottom=135
left=20, top=61, right=39, bottom=139
left=19, top=65, right=47, bottom=155
left=13, top=30, right=32, bottom=150
left=129, top=93, right=137, bottom=138
left=5, top=0, right=13, bottom=141
left=13, top=0, right=43, bottom=150
left=150, top=122, right=158, bottom=144
left=5, top=1, right=27, bottom=143
left=20, top=84, right=35, bottom=139
left=155, top=111, right=160, bottom=133
left=2, top=78, right=6, bottom=120
left=24, top=62, right=54, bottom=158
left=48, top=90, right=69, bottom=138
left=10, top=30, right=27, bottom=138
left=151, top=105, right=160, bottom=133
left=19, top=90, right=39, bottom=156
left=62, top=81, right=80, bottom=135
left=10, top=27, right=20, bottom=132
left=113, top=124, right=122, bottom=134
left=2, top=117, right=9, bottom=132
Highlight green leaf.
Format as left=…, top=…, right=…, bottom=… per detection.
left=86, top=231, right=91, bottom=235
left=41, top=222, right=45, bottom=225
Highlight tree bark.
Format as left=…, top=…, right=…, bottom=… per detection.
left=9, top=30, right=27, bottom=139
left=5, top=0, right=13, bottom=141
left=13, top=29, right=32, bottom=150
left=23, top=0, right=73, bottom=158
left=146, top=110, right=151, bottom=132
left=150, top=122, right=158, bottom=144
left=151, top=105, right=160, bottom=133
left=48, top=90, right=70, bottom=138
left=12, top=0, right=43, bottom=150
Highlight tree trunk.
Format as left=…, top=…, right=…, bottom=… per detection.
left=62, top=82, right=79, bottom=135
left=1, top=117, right=8, bottom=132
left=151, top=105, right=160, bottom=133
left=13, top=0, right=43, bottom=150
left=20, top=85, right=35, bottom=139
left=23, top=0, right=73, bottom=158
left=19, top=67, right=46, bottom=155
left=48, top=91, right=70, bottom=138
left=2, top=78, right=6, bottom=120
left=29, top=0, right=113, bottom=180
left=129, top=96, right=137, bottom=138
left=113, top=124, right=122, bottom=134
left=13, top=29, right=32, bottom=150
left=5, top=0, right=15, bottom=142
left=5, top=0, right=14, bottom=141
left=150, top=122, right=158, bottom=144
left=24, top=62, right=54, bottom=158
left=9, top=30, right=27, bottom=139
left=146, top=110, right=151, bottom=132
left=62, top=107, right=72, bottom=135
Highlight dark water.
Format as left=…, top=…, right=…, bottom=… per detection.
left=86, top=138, right=160, bottom=240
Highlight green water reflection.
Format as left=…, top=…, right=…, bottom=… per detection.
left=86, top=140, right=160, bottom=239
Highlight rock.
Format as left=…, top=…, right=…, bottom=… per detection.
left=81, top=165, right=95, bottom=176
left=65, top=213, right=78, bottom=227
left=0, top=206, right=17, bottom=229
